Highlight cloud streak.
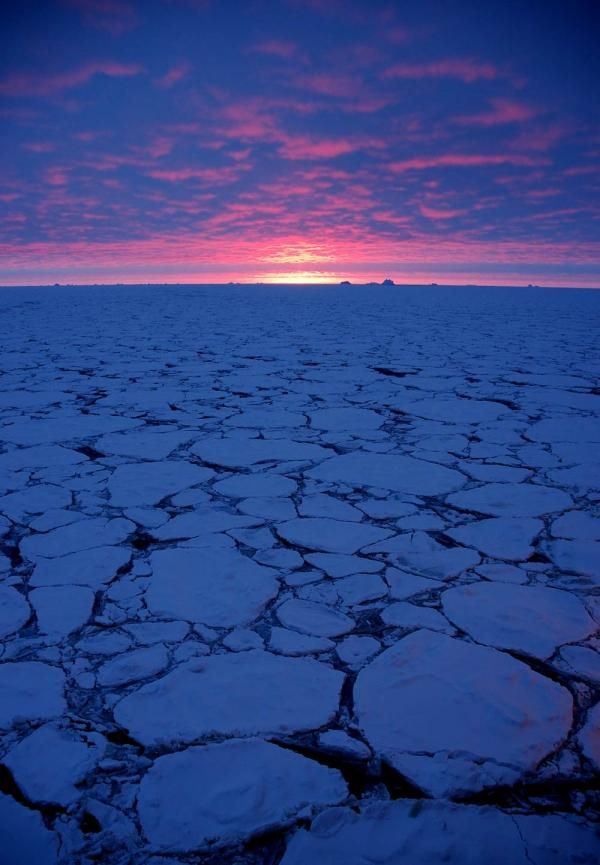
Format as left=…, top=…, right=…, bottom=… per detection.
left=389, top=154, right=548, bottom=172
left=383, top=59, right=499, bottom=83
left=454, top=99, right=537, bottom=126
left=154, top=63, right=192, bottom=89
left=0, top=61, right=143, bottom=98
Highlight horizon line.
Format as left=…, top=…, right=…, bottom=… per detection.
left=1, top=281, right=599, bottom=291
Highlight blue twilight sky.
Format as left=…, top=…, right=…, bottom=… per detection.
left=1, top=0, right=599, bottom=285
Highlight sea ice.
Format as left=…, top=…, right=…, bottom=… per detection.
left=30, top=585, right=95, bottom=637
left=354, top=630, right=572, bottom=795
left=276, top=517, right=392, bottom=553
left=578, top=701, right=600, bottom=770
left=1, top=283, right=598, bottom=862
left=304, top=553, right=384, bottom=577
left=445, top=516, right=543, bottom=560
left=308, top=451, right=465, bottom=496
left=144, top=547, right=279, bottom=627
left=280, top=799, right=600, bottom=865
left=191, top=437, right=329, bottom=468
left=29, top=546, right=131, bottom=588
left=336, top=635, right=380, bottom=666
left=0, top=662, right=66, bottom=728
left=545, top=539, right=600, bottom=579
left=383, top=567, right=443, bottom=598
left=4, top=724, right=105, bottom=806
left=298, top=493, right=364, bottom=522
left=309, top=407, right=383, bottom=431
left=124, top=621, right=190, bottom=645
left=213, top=472, right=297, bottom=497
left=555, top=645, right=600, bottom=683
left=0, top=585, right=30, bottom=638
left=442, top=582, right=596, bottom=659
left=335, top=572, right=387, bottom=605
left=20, top=516, right=133, bottom=560
left=551, top=511, right=600, bottom=541
left=114, top=650, right=344, bottom=746
left=137, top=738, right=347, bottom=851
left=97, top=645, right=170, bottom=687
left=447, top=482, right=572, bottom=516
left=0, top=484, right=72, bottom=521
left=318, top=730, right=371, bottom=761
left=365, top=531, right=480, bottom=578
left=380, top=601, right=450, bottom=632
left=277, top=598, right=354, bottom=637
left=107, top=461, right=213, bottom=507
left=269, top=626, right=334, bottom=654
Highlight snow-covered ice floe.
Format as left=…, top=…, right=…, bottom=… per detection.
left=0, top=283, right=599, bottom=864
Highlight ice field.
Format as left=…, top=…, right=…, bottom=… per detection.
left=0, top=283, right=599, bottom=864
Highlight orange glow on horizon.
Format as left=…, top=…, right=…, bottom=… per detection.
left=1, top=233, right=598, bottom=288
left=256, top=270, right=340, bottom=283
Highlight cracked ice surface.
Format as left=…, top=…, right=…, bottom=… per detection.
left=0, top=284, right=599, bottom=864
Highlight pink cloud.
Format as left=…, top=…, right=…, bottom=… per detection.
left=63, top=0, right=138, bottom=36
left=229, top=148, right=252, bottom=161
left=280, top=138, right=353, bottom=160
left=155, top=63, right=191, bottom=89
left=564, top=165, right=598, bottom=177
left=277, top=134, right=383, bottom=160
left=143, top=137, right=174, bottom=158
left=44, top=167, right=69, bottom=187
left=454, top=99, right=537, bottom=126
left=1, top=213, right=27, bottom=226
left=420, top=204, right=466, bottom=220
left=22, top=141, right=56, bottom=153
left=146, top=166, right=243, bottom=184
left=251, top=40, right=300, bottom=60
left=510, top=123, right=568, bottom=152
left=294, top=73, right=362, bottom=98
left=371, top=210, right=412, bottom=227
left=291, top=71, right=390, bottom=113
left=345, top=95, right=393, bottom=114
left=217, top=101, right=278, bottom=141
left=79, top=154, right=148, bottom=173
left=523, top=188, right=561, bottom=199
left=389, top=153, right=547, bottom=172
left=73, top=130, right=108, bottom=142
left=0, top=62, right=143, bottom=98
left=298, top=166, right=352, bottom=182
left=257, top=180, right=313, bottom=197
left=215, top=99, right=387, bottom=160
left=382, top=58, right=498, bottom=83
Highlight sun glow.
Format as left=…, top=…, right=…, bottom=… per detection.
left=255, top=270, right=341, bottom=284
left=258, top=242, right=337, bottom=265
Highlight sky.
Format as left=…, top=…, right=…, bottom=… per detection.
left=1, top=0, right=599, bottom=286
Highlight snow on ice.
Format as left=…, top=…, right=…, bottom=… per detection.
left=0, top=283, right=599, bottom=863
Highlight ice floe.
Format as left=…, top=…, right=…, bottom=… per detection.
left=144, top=547, right=279, bottom=627
left=442, top=582, right=596, bottom=659
left=137, top=738, right=347, bottom=851
left=280, top=799, right=600, bottom=864
left=354, top=630, right=572, bottom=795
left=114, top=650, right=344, bottom=746
left=0, top=662, right=66, bottom=728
